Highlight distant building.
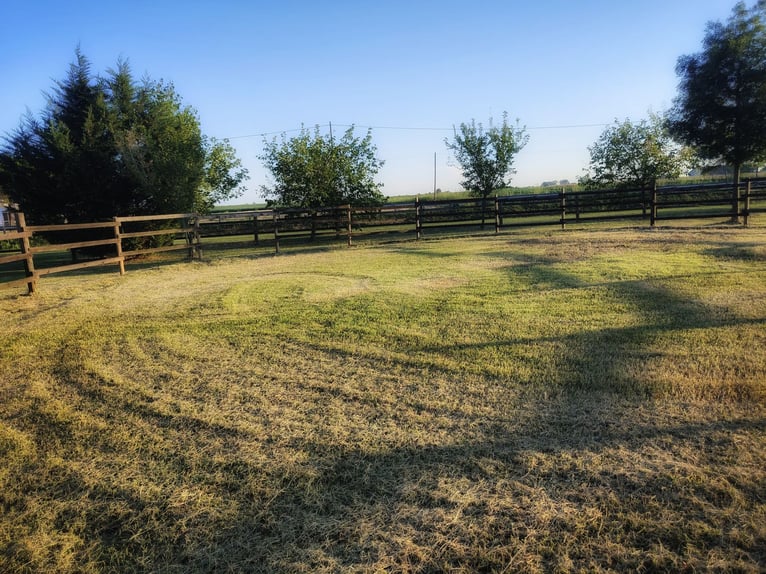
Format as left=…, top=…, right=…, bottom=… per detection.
left=0, top=191, right=17, bottom=228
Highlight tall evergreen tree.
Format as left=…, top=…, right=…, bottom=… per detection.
left=0, top=50, right=247, bottom=224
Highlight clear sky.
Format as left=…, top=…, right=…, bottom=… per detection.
left=1, top=0, right=738, bottom=203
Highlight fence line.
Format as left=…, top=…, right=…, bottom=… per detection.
left=1, top=213, right=199, bottom=294
left=2, top=179, right=764, bottom=294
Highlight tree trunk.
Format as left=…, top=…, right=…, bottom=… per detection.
left=732, top=162, right=741, bottom=224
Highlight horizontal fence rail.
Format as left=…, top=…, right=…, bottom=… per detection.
left=1, top=213, right=199, bottom=294
left=2, top=179, right=764, bottom=294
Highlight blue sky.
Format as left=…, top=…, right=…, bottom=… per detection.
left=1, top=0, right=737, bottom=202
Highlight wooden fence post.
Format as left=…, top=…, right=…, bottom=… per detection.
left=560, top=188, right=566, bottom=230
left=17, top=212, right=37, bottom=294
left=650, top=182, right=658, bottom=227
left=346, top=205, right=353, bottom=247
left=112, top=217, right=126, bottom=275
left=182, top=214, right=200, bottom=261
left=494, top=196, right=500, bottom=234
left=253, top=212, right=259, bottom=245
left=273, top=210, right=280, bottom=254
left=744, top=180, right=751, bottom=226
left=192, top=214, right=202, bottom=259
left=415, top=198, right=422, bottom=240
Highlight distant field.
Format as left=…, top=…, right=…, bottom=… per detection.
left=211, top=174, right=765, bottom=210
left=1, top=227, right=765, bottom=572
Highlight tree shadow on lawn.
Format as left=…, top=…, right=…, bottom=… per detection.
left=212, top=254, right=765, bottom=571
left=703, top=240, right=766, bottom=263
left=11, top=384, right=764, bottom=572
left=6, top=246, right=766, bottom=572
left=416, top=246, right=765, bottom=395
left=249, top=415, right=766, bottom=572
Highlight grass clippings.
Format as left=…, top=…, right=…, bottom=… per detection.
left=1, top=226, right=765, bottom=572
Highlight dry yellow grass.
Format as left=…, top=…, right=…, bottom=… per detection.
left=1, top=225, right=765, bottom=572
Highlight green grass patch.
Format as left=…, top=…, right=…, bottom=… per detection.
left=1, top=227, right=765, bottom=572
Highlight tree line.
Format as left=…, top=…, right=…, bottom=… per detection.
left=1, top=1, right=765, bottom=224
left=0, top=50, right=248, bottom=225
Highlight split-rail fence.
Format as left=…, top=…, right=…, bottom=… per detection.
left=2, top=179, right=764, bottom=294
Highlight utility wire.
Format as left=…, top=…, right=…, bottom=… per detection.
left=222, top=121, right=612, bottom=141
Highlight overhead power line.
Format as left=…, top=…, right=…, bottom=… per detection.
left=221, top=121, right=612, bottom=141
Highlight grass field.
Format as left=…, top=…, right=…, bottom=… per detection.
left=1, top=225, right=765, bottom=572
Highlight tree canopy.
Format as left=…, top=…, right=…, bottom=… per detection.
left=666, top=1, right=766, bottom=188
left=259, top=125, right=385, bottom=208
left=445, top=113, right=528, bottom=199
left=0, top=50, right=248, bottom=224
left=580, top=114, right=692, bottom=189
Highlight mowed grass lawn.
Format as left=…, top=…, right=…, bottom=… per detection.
left=1, top=226, right=765, bottom=573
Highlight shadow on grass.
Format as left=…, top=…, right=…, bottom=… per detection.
left=216, top=249, right=764, bottom=570
left=13, top=374, right=764, bottom=572
left=4, top=243, right=766, bottom=572
left=226, top=256, right=765, bottom=570
left=703, top=241, right=766, bottom=263
left=255, top=416, right=766, bottom=572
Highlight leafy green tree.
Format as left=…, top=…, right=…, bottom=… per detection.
left=260, top=125, right=384, bottom=208
left=666, top=1, right=766, bottom=220
left=197, top=138, right=249, bottom=212
left=445, top=113, right=528, bottom=198
left=580, top=114, right=692, bottom=190
left=445, top=112, right=528, bottom=226
left=0, top=50, right=247, bottom=224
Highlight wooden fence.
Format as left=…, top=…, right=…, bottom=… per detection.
left=0, top=213, right=199, bottom=294
left=1, top=179, right=764, bottom=294
left=196, top=205, right=352, bottom=254
left=198, top=179, right=765, bottom=241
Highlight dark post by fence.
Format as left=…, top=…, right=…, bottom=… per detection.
left=559, top=188, right=566, bottom=230
left=253, top=213, right=259, bottom=245
left=273, top=210, right=280, bottom=254
left=346, top=205, right=352, bottom=247
left=744, top=180, right=751, bottom=226
left=194, top=215, right=203, bottom=259
left=17, top=212, right=37, bottom=294
left=650, top=182, right=658, bottom=227
left=184, top=215, right=200, bottom=261
left=494, top=196, right=500, bottom=234
left=415, top=197, right=422, bottom=240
